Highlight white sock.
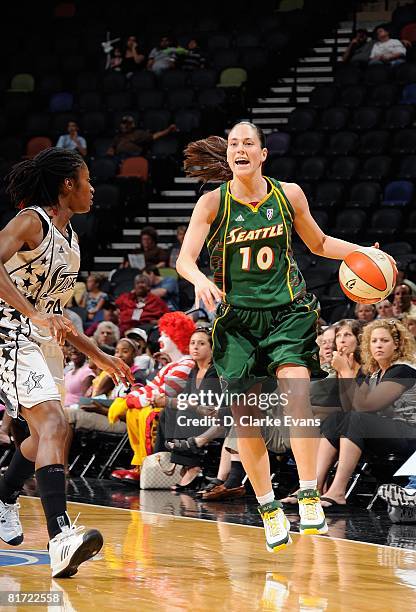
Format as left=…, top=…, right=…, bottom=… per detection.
left=299, top=480, right=317, bottom=491
left=257, top=491, right=275, bottom=506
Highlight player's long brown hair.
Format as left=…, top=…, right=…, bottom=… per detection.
left=183, top=121, right=266, bottom=183
left=360, top=319, right=416, bottom=374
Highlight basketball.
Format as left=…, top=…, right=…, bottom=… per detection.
left=339, top=247, right=397, bottom=304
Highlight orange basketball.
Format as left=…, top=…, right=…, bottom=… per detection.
left=339, top=247, right=397, bottom=304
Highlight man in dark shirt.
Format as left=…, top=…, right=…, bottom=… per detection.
left=107, top=115, right=176, bottom=157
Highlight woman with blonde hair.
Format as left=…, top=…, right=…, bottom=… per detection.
left=318, top=319, right=416, bottom=509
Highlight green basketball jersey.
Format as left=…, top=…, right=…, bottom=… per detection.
left=206, top=176, right=306, bottom=308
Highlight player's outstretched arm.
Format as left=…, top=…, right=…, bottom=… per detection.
left=283, top=182, right=364, bottom=260
left=0, top=212, right=77, bottom=343
left=176, top=189, right=224, bottom=311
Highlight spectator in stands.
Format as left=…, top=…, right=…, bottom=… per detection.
left=355, top=303, right=376, bottom=323
left=109, top=46, right=123, bottom=71
left=143, top=265, right=179, bottom=311
left=342, top=28, right=374, bottom=65
left=317, top=325, right=336, bottom=372
left=125, top=328, right=155, bottom=377
left=109, top=311, right=196, bottom=482
left=281, top=319, right=365, bottom=504
left=79, top=273, right=108, bottom=323
left=115, top=273, right=169, bottom=335
left=319, top=319, right=416, bottom=509
left=393, top=283, right=416, bottom=318
left=106, top=115, right=176, bottom=159
left=136, top=225, right=169, bottom=268
left=168, top=225, right=187, bottom=269
left=93, top=321, right=120, bottom=353
left=369, top=25, right=406, bottom=66
left=182, top=38, right=206, bottom=71
left=85, top=301, right=119, bottom=336
left=403, top=316, right=416, bottom=340
left=376, top=298, right=394, bottom=319
left=56, top=121, right=87, bottom=157
left=64, top=348, right=95, bottom=407
left=147, top=35, right=178, bottom=75
left=123, top=35, right=146, bottom=76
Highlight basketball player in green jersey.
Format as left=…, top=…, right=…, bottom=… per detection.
left=177, top=121, right=368, bottom=552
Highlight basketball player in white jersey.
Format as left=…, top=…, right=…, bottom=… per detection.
left=0, top=148, right=134, bottom=578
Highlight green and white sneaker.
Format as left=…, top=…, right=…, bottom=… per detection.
left=258, top=500, right=292, bottom=552
left=298, top=489, right=328, bottom=535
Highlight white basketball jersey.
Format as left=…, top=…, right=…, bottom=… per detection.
left=0, top=206, right=80, bottom=343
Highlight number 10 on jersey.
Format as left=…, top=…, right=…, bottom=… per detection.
left=239, top=246, right=274, bottom=271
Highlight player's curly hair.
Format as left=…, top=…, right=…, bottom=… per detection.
left=5, top=147, right=84, bottom=208
left=360, top=319, right=416, bottom=374
left=183, top=121, right=266, bottom=183
left=158, top=312, right=196, bottom=355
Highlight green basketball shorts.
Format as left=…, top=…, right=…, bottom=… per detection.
left=212, top=293, right=323, bottom=391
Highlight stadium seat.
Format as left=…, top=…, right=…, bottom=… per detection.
left=291, top=131, right=324, bottom=156
left=35, top=55, right=59, bottom=74
left=368, top=209, right=403, bottom=238
left=105, top=92, right=132, bottom=111
left=333, top=209, right=366, bottom=238
left=235, top=33, right=260, bottom=48
left=92, top=184, right=120, bottom=210
left=400, top=83, right=416, bottom=105
left=150, top=136, right=179, bottom=158
left=54, top=2, right=76, bottom=18
left=359, top=130, right=389, bottom=155
left=189, top=69, right=218, bottom=90
left=368, top=83, right=398, bottom=107
left=384, top=105, right=414, bottom=129
left=49, top=92, right=74, bottom=112
left=346, top=182, right=381, bottom=209
left=327, top=156, right=358, bottom=181
left=137, top=89, right=165, bottom=110
left=287, top=108, right=317, bottom=132
left=298, top=157, right=326, bottom=181
left=0, top=137, right=23, bottom=161
left=159, top=71, right=188, bottom=91
left=400, top=22, right=416, bottom=42
left=76, top=72, right=99, bottom=92
left=365, top=64, right=390, bottom=85
left=78, top=92, right=103, bottom=112
left=25, top=136, right=52, bottom=158
left=308, top=85, right=337, bottom=110
left=313, top=181, right=344, bottom=209
left=142, top=109, right=171, bottom=132
left=218, top=68, right=248, bottom=88
left=358, top=156, right=392, bottom=181
left=404, top=210, right=416, bottom=237
left=37, top=74, right=63, bottom=94
left=327, top=131, right=358, bottom=156
left=90, top=158, right=118, bottom=183
left=26, top=113, right=51, bottom=136
left=212, top=49, right=240, bottom=70
left=239, top=48, right=269, bottom=72
left=207, top=33, right=232, bottom=50
left=174, top=109, right=201, bottom=132
left=337, top=85, right=366, bottom=108
left=265, top=156, right=296, bottom=181
left=349, top=107, right=381, bottom=131
left=61, top=55, right=86, bottom=74
left=319, top=107, right=349, bottom=131
left=101, top=73, right=126, bottom=93
left=394, top=118, right=414, bottom=162
left=81, top=111, right=107, bottom=136
left=117, top=156, right=149, bottom=180
left=266, top=132, right=291, bottom=156
left=166, top=88, right=195, bottom=111
left=397, top=155, right=416, bottom=179
left=334, top=64, right=361, bottom=86
left=263, top=30, right=290, bottom=51
left=395, top=62, right=416, bottom=85
left=9, top=73, right=35, bottom=93
left=382, top=181, right=414, bottom=207
left=198, top=88, right=226, bottom=108
left=130, top=71, right=157, bottom=92
left=92, top=137, right=113, bottom=158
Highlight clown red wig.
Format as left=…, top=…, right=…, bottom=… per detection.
left=158, top=312, right=196, bottom=355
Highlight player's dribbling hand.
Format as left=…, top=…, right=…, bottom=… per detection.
left=32, top=313, right=78, bottom=345
left=372, top=242, right=398, bottom=273
left=94, top=353, right=135, bottom=386
left=195, top=277, right=224, bottom=312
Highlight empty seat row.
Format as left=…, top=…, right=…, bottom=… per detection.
left=265, top=155, right=416, bottom=183
left=267, top=128, right=416, bottom=156
left=309, top=82, right=416, bottom=109
left=334, top=62, right=416, bottom=86
left=286, top=105, right=414, bottom=132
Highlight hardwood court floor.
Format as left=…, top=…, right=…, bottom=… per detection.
left=0, top=496, right=415, bottom=612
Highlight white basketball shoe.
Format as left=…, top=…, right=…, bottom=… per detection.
left=49, top=514, right=103, bottom=578
left=0, top=499, right=23, bottom=545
